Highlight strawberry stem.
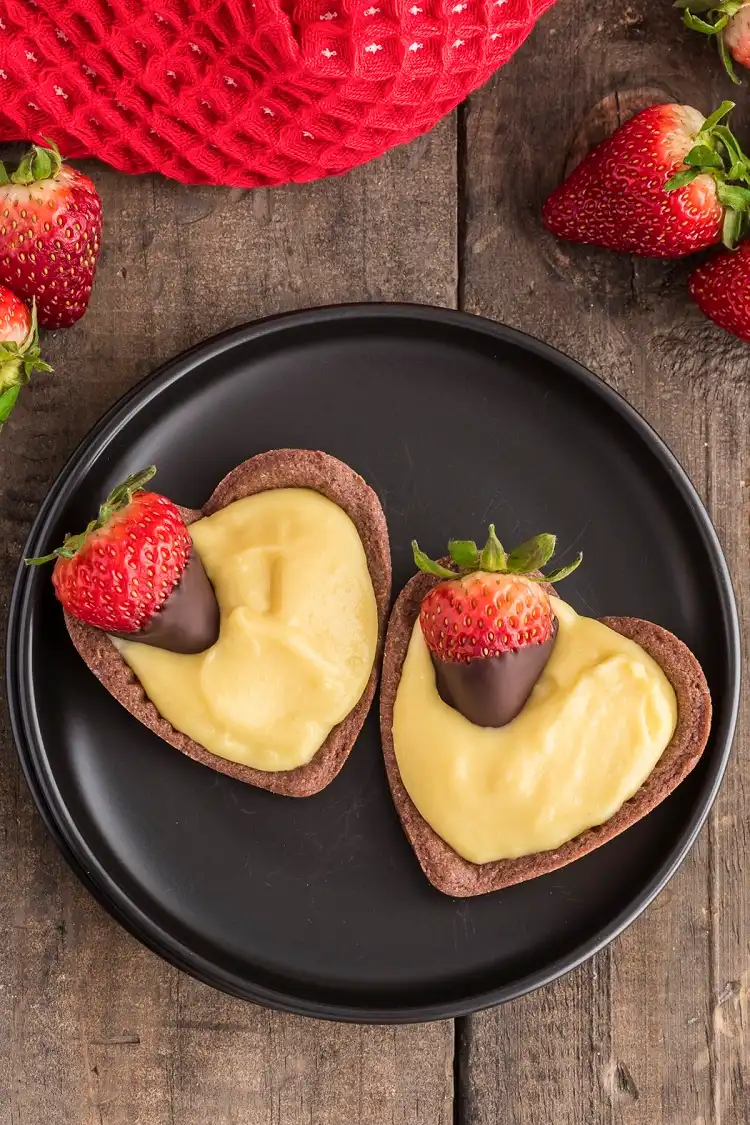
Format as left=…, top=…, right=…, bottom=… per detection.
left=26, top=466, right=158, bottom=565
left=479, top=524, right=507, bottom=570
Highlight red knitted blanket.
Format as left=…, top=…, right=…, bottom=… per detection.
left=0, top=0, right=556, bottom=187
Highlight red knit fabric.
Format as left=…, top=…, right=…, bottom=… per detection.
left=0, top=0, right=556, bottom=188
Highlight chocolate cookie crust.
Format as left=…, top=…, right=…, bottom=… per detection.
left=380, top=569, right=712, bottom=897
left=65, top=450, right=392, bottom=797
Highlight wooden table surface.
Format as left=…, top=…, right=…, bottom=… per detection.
left=1, top=3, right=748, bottom=1123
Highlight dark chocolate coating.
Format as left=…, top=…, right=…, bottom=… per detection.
left=431, top=625, right=557, bottom=728
left=109, top=551, right=220, bottom=655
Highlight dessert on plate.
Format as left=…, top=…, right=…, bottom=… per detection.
left=380, top=527, right=712, bottom=896
left=29, top=449, right=391, bottom=796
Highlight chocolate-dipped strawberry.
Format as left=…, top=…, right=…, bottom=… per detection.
left=27, top=467, right=219, bottom=654
left=411, top=527, right=582, bottom=727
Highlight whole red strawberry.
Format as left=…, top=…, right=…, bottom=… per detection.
left=0, top=286, right=51, bottom=429
left=678, top=2, right=750, bottom=82
left=689, top=241, right=750, bottom=340
left=412, top=527, right=581, bottom=663
left=27, top=467, right=193, bottom=633
left=0, top=141, right=102, bottom=328
left=543, top=101, right=750, bottom=257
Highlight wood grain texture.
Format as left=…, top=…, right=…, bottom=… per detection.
left=459, top=3, right=749, bottom=1124
left=0, top=121, right=456, bottom=1125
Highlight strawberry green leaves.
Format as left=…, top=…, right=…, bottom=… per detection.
left=413, top=527, right=582, bottom=584
left=411, top=543, right=456, bottom=579
left=0, top=141, right=63, bottom=187
left=664, top=101, right=750, bottom=246
left=27, top=520, right=99, bottom=564
left=447, top=538, right=481, bottom=569
left=676, top=1, right=746, bottom=28
left=506, top=531, right=583, bottom=583
left=541, top=556, right=585, bottom=583
left=700, top=100, right=738, bottom=132
left=0, top=384, right=21, bottom=426
left=677, top=2, right=748, bottom=83
left=506, top=533, right=556, bottom=573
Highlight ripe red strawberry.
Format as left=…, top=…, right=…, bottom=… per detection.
left=0, top=286, right=51, bottom=429
left=0, top=141, right=102, bottom=329
left=542, top=101, right=750, bottom=257
left=689, top=241, right=750, bottom=340
left=678, top=2, right=750, bottom=81
left=412, top=528, right=582, bottom=663
left=27, top=467, right=193, bottom=633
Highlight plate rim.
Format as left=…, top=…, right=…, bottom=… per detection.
left=6, top=302, right=742, bottom=1023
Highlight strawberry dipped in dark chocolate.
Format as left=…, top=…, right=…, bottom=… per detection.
left=27, top=467, right=220, bottom=654
left=412, top=528, right=582, bottom=728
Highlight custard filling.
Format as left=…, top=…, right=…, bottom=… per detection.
left=116, top=488, right=379, bottom=772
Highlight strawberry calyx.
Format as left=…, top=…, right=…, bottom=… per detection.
left=0, top=302, right=52, bottom=428
left=0, top=140, right=63, bottom=187
left=663, top=100, right=750, bottom=246
left=26, top=466, right=158, bottom=565
left=676, top=2, right=749, bottom=83
left=412, top=526, right=583, bottom=584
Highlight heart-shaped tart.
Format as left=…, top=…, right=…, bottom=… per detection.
left=380, top=530, right=712, bottom=896
left=31, top=449, right=391, bottom=797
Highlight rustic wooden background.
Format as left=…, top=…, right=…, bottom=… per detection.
left=1, top=2, right=748, bottom=1123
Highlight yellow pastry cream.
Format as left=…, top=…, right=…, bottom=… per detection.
left=392, top=597, right=678, bottom=864
left=115, top=488, right=379, bottom=772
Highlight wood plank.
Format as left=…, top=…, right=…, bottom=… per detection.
left=0, top=119, right=456, bottom=1125
left=459, top=1, right=748, bottom=1122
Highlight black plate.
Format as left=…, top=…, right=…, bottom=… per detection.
left=8, top=305, right=740, bottom=1023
